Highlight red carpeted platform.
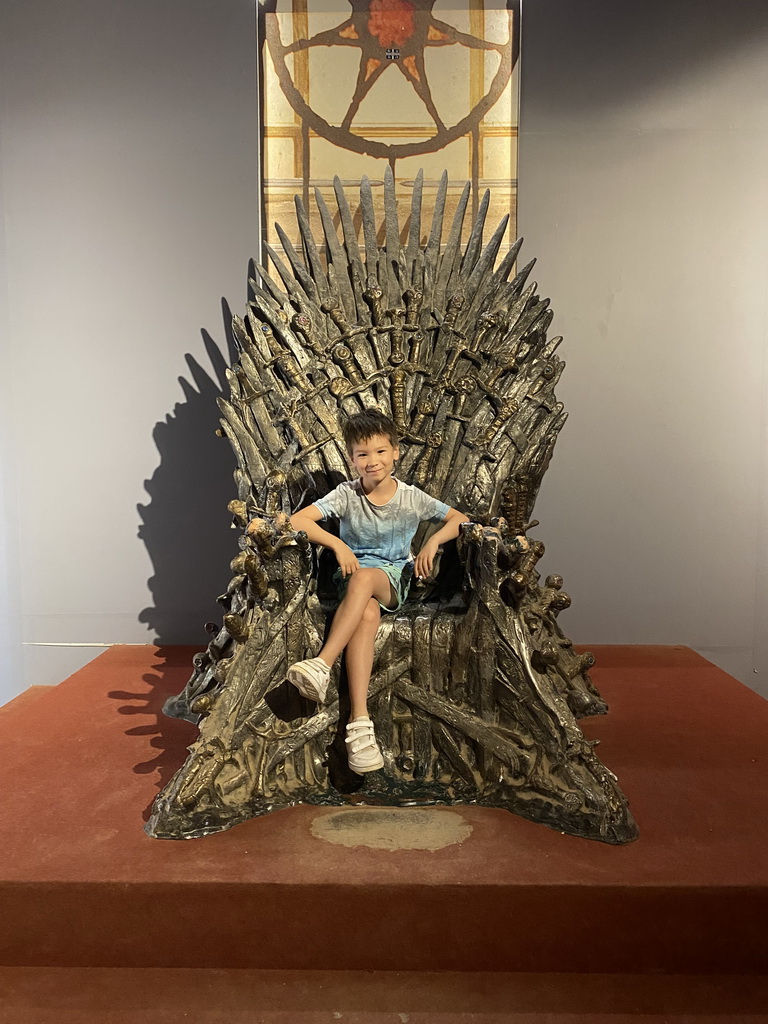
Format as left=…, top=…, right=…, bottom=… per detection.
left=3, top=967, right=768, bottom=1023
left=1, top=645, right=767, bottom=981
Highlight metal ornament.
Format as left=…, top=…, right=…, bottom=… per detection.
left=147, top=171, right=638, bottom=845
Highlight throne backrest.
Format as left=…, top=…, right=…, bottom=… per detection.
left=219, top=170, right=566, bottom=532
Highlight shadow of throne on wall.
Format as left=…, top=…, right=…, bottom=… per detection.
left=147, top=170, right=638, bottom=845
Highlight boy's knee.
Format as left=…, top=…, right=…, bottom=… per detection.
left=348, top=568, right=376, bottom=592
left=361, top=598, right=381, bottom=625
left=347, top=567, right=390, bottom=608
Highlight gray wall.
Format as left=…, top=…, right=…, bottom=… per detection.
left=517, top=0, right=768, bottom=694
left=0, top=74, right=24, bottom=702
left=0, top=0, right=258, bottom=700
left=0, top=0, right=766, bottom=703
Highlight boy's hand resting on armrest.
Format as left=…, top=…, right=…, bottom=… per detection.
left=414, top=536, right=440, bottom=580
left=333, top=541, right=360, bottom=578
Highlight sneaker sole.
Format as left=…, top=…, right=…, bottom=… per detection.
left=348, top=753, right=384, bottom=774
left=286, top=669, right=326, bottom=703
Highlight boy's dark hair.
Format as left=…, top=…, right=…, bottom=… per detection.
left=342, top=409, right=399, bottom=453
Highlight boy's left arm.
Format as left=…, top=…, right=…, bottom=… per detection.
left=414, top=510, right=533, bottom=579
left=413, top=508, right=470, bottom=579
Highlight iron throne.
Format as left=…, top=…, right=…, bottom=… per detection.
left=147, top=169, right=638, bottom=845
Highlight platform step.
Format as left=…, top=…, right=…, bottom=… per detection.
left=2, top=968, right=768, bottom=1024
left=1, top=645, right=768, bottom=978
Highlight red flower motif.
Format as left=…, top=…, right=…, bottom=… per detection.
left=368, top=0, right=416, bottom=48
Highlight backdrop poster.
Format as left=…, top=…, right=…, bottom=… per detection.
left=258, top=0, right=520, bottom=254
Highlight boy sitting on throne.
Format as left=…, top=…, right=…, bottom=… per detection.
left=286, top=408, right=472, bottom=773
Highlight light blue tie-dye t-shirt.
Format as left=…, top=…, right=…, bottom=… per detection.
left=313, top=479, right=451, bottom=571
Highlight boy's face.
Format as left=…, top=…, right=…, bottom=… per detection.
left=349, top=433, right=399, bottom=485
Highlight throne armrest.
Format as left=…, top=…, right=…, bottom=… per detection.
left=457, top=518, right=531, bottom=608
left=163, top=511, right=317, bottom=722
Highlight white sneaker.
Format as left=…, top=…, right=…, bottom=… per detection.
left=345, top=717, right=384, bottom=774
left=286, top=657, right=331, bottom=702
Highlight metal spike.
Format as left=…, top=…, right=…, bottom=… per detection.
left=314, top=187, right=355, bottom=321
left=496, top=236, right=524, bottom=282
left=248, top=282, right=286, bottom=323
left=360, top=176, right=379, bottom=280
left=274, top=224, right=318, bottom=301
left=543, top=335, right=564, bottom=358
left=464, top=215, right=509, bottom=319
left=384, top=164, right=400, bottom=269
left=425, top=170, right=448, bottom=270
left=294, top=194, right=328, bottom=303
left=405, top=168, right=424, bottom=272
left=435, top=181, right=470, bottom=304
left=461, top=189, right=490, bottom=275
left=264, top=244, right=312, bottom=306
left=333, top=177, right=365, bottom=284
left=252, top=262, right=289, bottom=307
left=510, top=258, right=536, bottom=296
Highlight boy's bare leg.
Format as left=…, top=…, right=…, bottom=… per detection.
left=345, top=598, right=381, bottom=719
left=318, top=567, right=394, bottom=668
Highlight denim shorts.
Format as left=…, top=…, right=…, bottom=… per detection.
left=333, top=561, right=412, bottom=613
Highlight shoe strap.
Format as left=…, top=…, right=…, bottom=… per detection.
left=346, top=719, right=374, bottom=735
left=348, top=741, right=376, bottom=755
left=346, top=719, right=376, bottom=752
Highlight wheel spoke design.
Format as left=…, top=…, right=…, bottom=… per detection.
left=264, top=0, right=518, bottom=161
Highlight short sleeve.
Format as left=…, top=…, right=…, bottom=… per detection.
left=410, top=486, right=451, bottom=523
left=312, top=482, right=349, bottom=521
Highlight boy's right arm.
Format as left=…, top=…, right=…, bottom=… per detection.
left=288, top=505, right=360, bottom=577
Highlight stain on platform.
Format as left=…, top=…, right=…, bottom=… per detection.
left=310, top=807, right=473, bottom=851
